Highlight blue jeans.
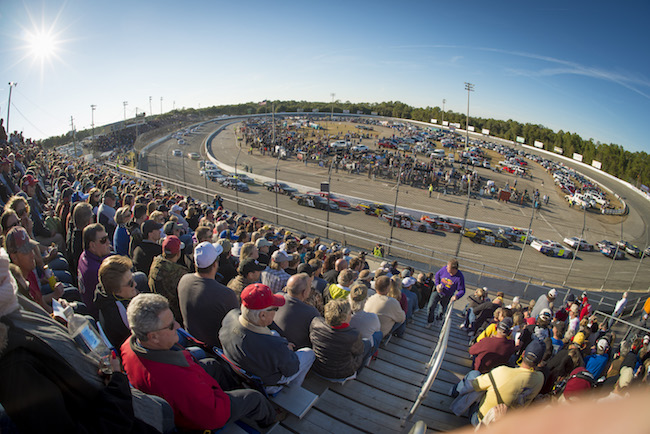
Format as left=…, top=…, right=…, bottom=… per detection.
left=463, top=306, right=476, bottom=328
left=450, top=370, right=483, bottom=418
left=427, top=291, right=452, bottom=323
left=402, top=289, right=418, bottom=320
left=389, top=320, right=406, bottom=338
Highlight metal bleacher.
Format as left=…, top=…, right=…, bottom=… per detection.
left=271, top=308, right=473, bottom=433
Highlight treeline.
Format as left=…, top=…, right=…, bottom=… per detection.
left=42, top=100, right=649, bottom=188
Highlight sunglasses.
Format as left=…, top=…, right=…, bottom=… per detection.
left=266, top=307, right=280, bottom=312
left=96, top=236, right=109, bottom=244
left=152, top=320, right=175, bottom=332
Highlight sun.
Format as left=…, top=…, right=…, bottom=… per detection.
left=26, top=28, right=59, bottom=61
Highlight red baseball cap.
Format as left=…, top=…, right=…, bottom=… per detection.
left=21, top=175, right=38, bottom=187
left=162, top=235, right=184, bottom=255
left=241, top=283, right=286, bottom=310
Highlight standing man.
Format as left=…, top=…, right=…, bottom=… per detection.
left=428, top=183, right=433, bottom=198
left=426, top=259, right=465, bottom=328
left=608, top=292, right=628, bottom=329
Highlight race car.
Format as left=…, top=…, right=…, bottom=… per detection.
left=263, top=182, right=298, bottom=196
left=307, top=192, right=351, bottom=209
left=498, top=227, right=536, bottom=244
left=461, top=227, right=511, bottom=248
left=356, top=202, right=394, bottom=216
left=600, top=244, right=625, bottom=260
left=616, top=241, right=643, bottom=258
left=222, top=177, right=249, bottom=192
left=530, top=240, right=575, bottom=258
left=563, top=237, right=595, bottom=251
left=420, top=215, right=462, bottom=233
left=293, top=193, right=339, bottom=211
left=379, top=212, right=436, bottom=233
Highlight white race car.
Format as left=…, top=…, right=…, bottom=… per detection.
left=531, top=240, right=575, bottom=258
left=563, top=237, right=595, bottom=251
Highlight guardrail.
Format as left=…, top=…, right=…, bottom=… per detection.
left=402, top=303, right=455, bottom=426
left=592, top=310, right=650, bottom=342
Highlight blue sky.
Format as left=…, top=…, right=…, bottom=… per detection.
left=1, top=0, right=648, bottom=152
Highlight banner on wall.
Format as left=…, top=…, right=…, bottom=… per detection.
left=573, top=153, right=583, bottom=162
left=554, top=147, right=564, bottom=154
left=592, top=160, right=602, bottom=169
left=431, top=118, right=437, bottom=124
left=516, top=136, right=525, bottom=144
left=482, top=129, right=490, bottom=135
left=468, top=126, right=475, bottom=132
left=534, top=141, right=544, bottom=148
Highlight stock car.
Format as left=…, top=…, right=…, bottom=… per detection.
left=420, top=215, right=462, bottom=233
left=263, top=182, right=298, bottom=196
left=498, top=227, right=536, bottom=244
left=600, top=244, right=626, bottom=260
left=307, top=192, right=351, bottom=209
left=531, top=240, right=575, bottom=258
left=379, top=212, right=436, bottom=233
left=461, top=227, right=511, bottom=248
left=356, top=202, right=394, bottom=216
left=562, top=236, right=595, bottom=251
left=293, top=193, right=339, bottom=211
left=617, top=241, right=643, bottom=258
left=233, top=174, right=255, bottom=184
left=222, top=177, right=249, bottom=192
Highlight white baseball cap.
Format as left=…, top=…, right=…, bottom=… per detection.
left=194, top=242, right=223, bottom=268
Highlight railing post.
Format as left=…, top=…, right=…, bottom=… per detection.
left=629, top=297, right=641, bottom=317
left=523, top=278, right=531, bottom=298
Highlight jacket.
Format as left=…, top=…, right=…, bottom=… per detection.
left=219, top=309, right=299, bottom=385
left=93, top=282, right=132, bottom=348
left=121, top=336, right=231, bottom=431
left=148, top=255, right=188, bottom=323
left=78, top=249, right=108, bottom=318
left=133, top=241, right=162, bottom=276
left=309, top=317, right=364, bottom=379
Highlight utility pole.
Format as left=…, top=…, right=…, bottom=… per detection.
left=464, top=82, right=474, bottom=149
left=160, top=97, right=163, bottom=114
left=123, top=101, right=128, bottom=121
left=90, top=104, right=96, bottom=148
left=330, top=93, right=335, bottom=122
left=70, top=116, right=77, bottom=157
left=6, top=82, right=17, bottom=134
left=149, top=96, right=152, bottom=117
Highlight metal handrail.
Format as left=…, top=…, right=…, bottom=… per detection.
left=592, top=310, right=650, bottom=342
left=402, top=303, right=455, bottom=426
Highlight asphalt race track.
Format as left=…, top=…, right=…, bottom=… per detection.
left=139, top=116, right=650, bottom=292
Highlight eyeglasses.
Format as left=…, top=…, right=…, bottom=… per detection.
left=16, top=208, right=27, bottom=217
left=96, top=236, right=109, bottom=244
left=265, top=307, right=279, bottom=312
left=151, top=320, right=175, bottom=332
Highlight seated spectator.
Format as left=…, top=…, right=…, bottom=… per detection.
left=178, top=241, right=237, bottom=348
left=461, top=287, right=485, bottom=329
left=255, top=237, right=272, bottom=265
left=0, top=249, right=166, bottom=433
left=94, top=255, right=139, bottom=347
left=310, top=299, right=375, bottom=379
left=348, top=283, right=382, bottom=344
left=584, top=338, right=611, bottom=379
left=323, top=257, right=347, bottom=284
left=516, top=309, right=553, bottom=365
left=414, top=272, right=431, bottom=309
left=112, top=206, right=132, bottom=256
left=78, top=223, right=112, bottom=318
left=451, top=340, right=545, bottom=426
left=121, top=293, right=277, bottom=431
left=228, top=257, right=265, bottom=298
left=219, top=283, right=315, bottom=394
left=540, top=341, right=584, bottom=395
left=132, top=220, right=163, bottom=276
left=5, top=226, right=63, bottom=312
left=216, top=239, right=237, bottom=285
left=475, top=307, right=509, bottom=343
left=401, top=276, right=419, bottom=320
left=97, top=189, right=118, bottom=240
left=18, top=176, right=65, bottom=250
left=274, top=273, right=320, bottom=349
left=364, top=275, right=406, bottom=338
left=261, top=250, right=292, bottom=293
left=470, top=297, right=503, bottom=335
left=531, top=288, right=557, bottom=318
left=148, top=235, right=189, bottom=323
left=326, top=268, right=357, bottom=301
left=468, top=318, right=516, bottom=373
left=67, top=202, right=93, bottom=273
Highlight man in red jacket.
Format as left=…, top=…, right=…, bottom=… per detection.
left=121, top=293, right=276, bottom=431
left=468, top=318, right=517, bottom=373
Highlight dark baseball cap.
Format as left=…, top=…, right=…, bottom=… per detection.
left=141, top=220, right=163, bottom=237
left=238, top=258, right=266, bottom=275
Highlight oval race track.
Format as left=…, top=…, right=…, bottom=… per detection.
left=138, top=115, right=650, bottom=293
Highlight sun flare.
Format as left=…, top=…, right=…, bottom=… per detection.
left=26, top=29, right=59, bottom=60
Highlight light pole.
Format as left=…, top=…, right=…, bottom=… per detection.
left=441, top=98, right=446, bottom=127
left=271, top=101, right=280, bottom=224
left=6, top=82, right=17, bottom=134
left=562, top=205, right=586, bottom=286
left=149, top=96, right=152, bottom=117
left=160, top=97, right=163, bottom=114
left=464, top=82, right=474, bottom=149
left=513, top=205, right=537, bottom=279
left=123, top=101, right=128, bottom=121
left=388, top=165, right=403, bottom=255
left=454, top=176, right=471, bottom=258
left=90, top=104, right=96, bottom=148
left=233, top=126, right=241, bottom=213
left=330, top=93, right=335, bottom=122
